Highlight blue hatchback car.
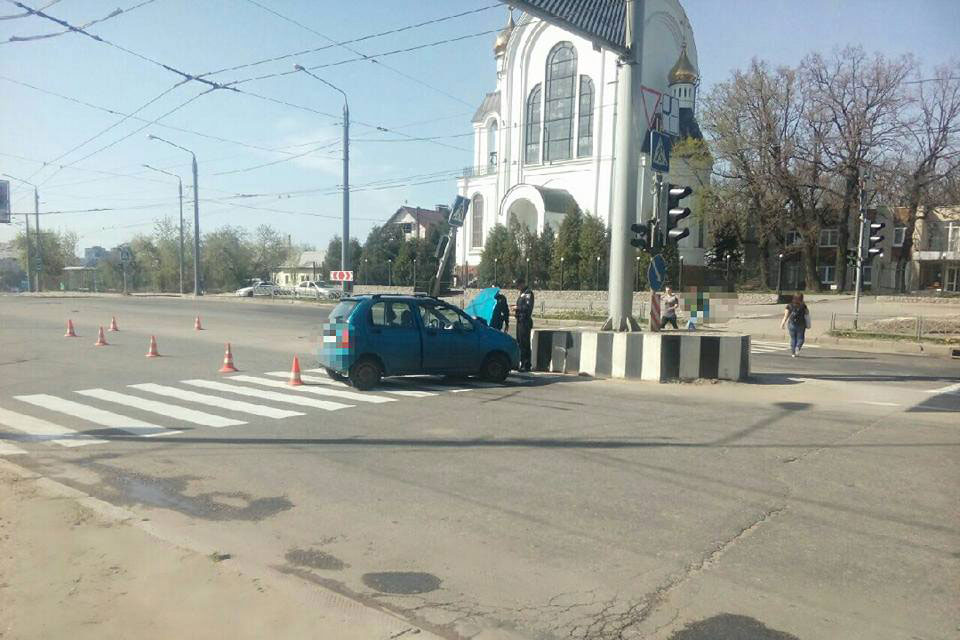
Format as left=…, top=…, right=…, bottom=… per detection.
left=318, top=294, right=520, bottom=390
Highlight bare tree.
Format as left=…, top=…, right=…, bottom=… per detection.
left=802, top=47, right=914, bottom=290
left=891, top=63, right=960, bottom=291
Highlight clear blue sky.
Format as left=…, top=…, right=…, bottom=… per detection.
left=1, top=0, right=957, bottom=255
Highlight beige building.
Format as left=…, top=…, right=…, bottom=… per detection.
left=385, top=206, right=448, bottom=241
left=911, top=205, right=960, bottom=292
left=270, top=250, right=327, bottom=286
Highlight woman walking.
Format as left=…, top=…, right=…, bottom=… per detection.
left=780, top=293, right=811, bottom=357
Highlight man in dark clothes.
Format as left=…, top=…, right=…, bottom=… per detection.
left=490, top=290, right=510, bottom=332
left=514, top=279, right=534, bottom=371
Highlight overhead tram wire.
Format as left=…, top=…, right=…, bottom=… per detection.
left=240, top=0, right=476, bottom=108
left=0, top=0, right=58, bottom=20
left=211, top=140, right=341, bottom=176
left=197, top=3, right=501, bottom=79
left=2, top=0, right=156, bottom=44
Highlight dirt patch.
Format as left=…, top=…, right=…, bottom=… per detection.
left=285, top=547, right=348, bottom=571
left=362, top=572, right=441, bottom=595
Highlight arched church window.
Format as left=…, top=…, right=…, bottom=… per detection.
left=577, top=75, right=594, bottom=158
left=544, top=42, right=576, bottom=161
left=487, top=120, right=498, bottom=170
left=471, top=194, right=484, bottom=249
left=524, top=84, right=541, bottom=165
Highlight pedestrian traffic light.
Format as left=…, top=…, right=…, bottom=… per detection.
left=845, top=248, right=858, bottom=266
left=664, top=184, right=692, bottom=244
left=630, top=221, right=652, bottom=253
left=866, top=221, right=885, bottom=261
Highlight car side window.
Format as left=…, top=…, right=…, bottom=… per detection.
left=371, top=301, right=416, bottom=329
left=418, top=304, right=474, bottom=331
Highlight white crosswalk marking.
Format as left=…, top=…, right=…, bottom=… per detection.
left=0, top=440, right=27, bottom=455
left=182, top=380, right=353, bottom=411
left=303, top=369, right=438, bottom=397
left=0, top=405, right=108, bottom=447
left=75, top=389, right=246, bottom=428
left=14, top=395, right=181, bottom=437
left=382, top=378, right=475, bottom=393
left=129, top=383, right=304, bottom=419
left=248, top=375, right=395, bottom=403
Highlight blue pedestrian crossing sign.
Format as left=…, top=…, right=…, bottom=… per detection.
left=650, top=131, right=670, bottom=173
left=647, top=253, right=667, bottom=291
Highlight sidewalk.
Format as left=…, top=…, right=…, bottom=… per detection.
left=0, top=461, right=439, bottom=640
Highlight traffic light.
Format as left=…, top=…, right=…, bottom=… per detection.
left=866, top=221, right=885, bottom=261
left=630, top=221, right=652, bottom=254
left=664, top=184, right=692, bottom=245
left=845, top=248, right=858, bottom=266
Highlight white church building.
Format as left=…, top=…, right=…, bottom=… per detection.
left=457, top=0, right=709, bottom=277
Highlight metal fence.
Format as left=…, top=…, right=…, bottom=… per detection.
left=830, top=313, right=960, bottom=342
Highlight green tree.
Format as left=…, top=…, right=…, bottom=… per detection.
left=202, top=226, right=252, bottom=292
left=552, top=209, right=583, bottom=290
left=251, top=225, right=292, bottom=281
left=577, top=214, right=608, bottom=290
left=321, top=236, right=363, bottom=281
left=477, top=224, right=514, bottom=286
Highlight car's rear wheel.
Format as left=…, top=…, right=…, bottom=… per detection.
left=479, top=353, right=511, bottom=383
left=349, top=358, right=383, bottom=390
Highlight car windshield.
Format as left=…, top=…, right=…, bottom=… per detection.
left=328, top=300, right=358, bottom=323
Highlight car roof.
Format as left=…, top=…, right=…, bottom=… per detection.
left=342, top=294, right=445, bottom=304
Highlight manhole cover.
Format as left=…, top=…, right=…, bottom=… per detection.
left=361, top=572, right=441, bottom=594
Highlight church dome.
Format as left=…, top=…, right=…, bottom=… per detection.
left=668, top=44, right=698, bottom=85
left=493, top=12, right=515, bottom=56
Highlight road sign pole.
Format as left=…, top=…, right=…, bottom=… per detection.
left=602, top=0, right=645, bottom=332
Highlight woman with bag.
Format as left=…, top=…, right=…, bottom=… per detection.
left=780, top=293, right=811, bottom=357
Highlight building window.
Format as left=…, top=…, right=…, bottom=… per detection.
left=401, top=223, right=412, bottom=234
left=544, top=42, right=577, bottom=162
left=524, top=84, right=541, bottom=165
left=471, top=194, right=484, bottom=249
left=487, top=120, right=498, bottom=170
left=817, top=265, right=836, bottom=284
left=785, top=230, right=802, bottom=246
left=819, top=228, right=839, bottom=247
left=947, top=221, right=960, bottom=252
left=893, top=225, right=906, bottom=247
left=577, top=75, right=594, bottom=158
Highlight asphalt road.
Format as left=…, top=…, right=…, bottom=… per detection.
left=1, top=294, right=958, bottom=640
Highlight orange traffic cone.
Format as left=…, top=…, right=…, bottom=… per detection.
left=108, top=316, right=119, bottom=332
left=288, top=356, right=303, bottom=386
left=65, top=319, right=77, bottom=338
left=219, top=343, right=238, bottom=373
left=145, top=335, right=160, bottom=358
left=94, top=326, right=108, bottom=346
left=194, top=316, right=203, bottom=331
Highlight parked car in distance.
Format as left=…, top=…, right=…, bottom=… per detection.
left=318, top=294, right=519, bottom=390
left=234, top=280, right=276, bottom=297
left=295, top=280, right=341, bottom=300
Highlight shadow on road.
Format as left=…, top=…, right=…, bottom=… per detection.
left=668, top=614, right=800, bottom=640
left=747, top=372, right=959, bottom=386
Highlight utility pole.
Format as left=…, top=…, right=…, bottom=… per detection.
left=602, top=0, right=644, bottom=331
left=33, top=187, right=41, bottom=292
left=143, top=164, right=185, bottom=294
left=23, top=207, right=32, bottom=292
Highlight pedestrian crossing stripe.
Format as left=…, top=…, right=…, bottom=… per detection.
left=129, top=383, right=305, bottom=419
left=182, top=379, right=353, bottom=411
left=252, top=374, right=395, bottom=403
left=13, top=394, right=182, bottom=437
left=0, top=440, right=27, bottom=455
left=0, top=405, right=108, bottom=447
left=75, top=388, right=246, bottom=428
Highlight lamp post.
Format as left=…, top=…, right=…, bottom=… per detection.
left=142, top=164, right=185, bottom=294
left=560, top=256, right=564, bottom=291
left=295, top=64, right=350, bottom=293
left=388, top=258, right=393, bottom=287
left=413, top=258, right=418, bottom=290
left=595, top=255, right=601, bottom=291
left=776, top=253, right=784, bottom=299
left=679, top=255, right=684, bottom=290
left=2, top=173, right=38, bottom=292
left=493, top=257, right=498, bottom=286
left=725, top=252, right=732, bottom=289
left=525, top=257, right=530, bottom=285
left=147, top=135, right=201, bottom=296
left=635, top=255, right=640, bottom=291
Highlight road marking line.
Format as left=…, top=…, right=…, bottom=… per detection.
left=258, top=374, right=394, bottom=403
left=382, top=378, right=475, bottom=393
left=0, top=405, right=109, bottom=447
left=182, top=380, right=353, bottom=411
left=303, top=369, right=438, bottom=397
left=75, top=389, right=246, bottom=428
left=855, top=401, right=901, bottom=407
left=0, top=440, right=27, bottom=455
left=13, top=395, right=181, bottom=437
left=926, top=383, right=960, bottom=395
left=130, top=383, right=304, bottom=419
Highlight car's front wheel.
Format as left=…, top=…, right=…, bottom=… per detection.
left=479, top=353, right=511, bottom=383
left=324, top=367, right=348, bottom=383
left=349, top=358, right=383, bottom=391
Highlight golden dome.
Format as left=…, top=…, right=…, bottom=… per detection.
left=668, top=44, right=699, bottom=85
left=494, top=12, right=515, bottom=56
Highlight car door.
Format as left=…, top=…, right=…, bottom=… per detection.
left=417, top=303, right=481, bottom=374
left=366, top=300, right=422, bottom=375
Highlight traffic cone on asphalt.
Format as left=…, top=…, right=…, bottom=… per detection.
left=194, top=316, right=203, bottom=331
left=145, top=335, right=160, bottom=358
left=288, top=356, right=303, bottom=386
left=94, top=326, right=108, bottom=346
left=64, top=319, right=77, bottom=338
left=219, top=343, right=238, bottom=373
left=108, top=316, right=119, bottom=332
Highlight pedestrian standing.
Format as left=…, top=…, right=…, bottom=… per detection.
left=780, top=293, right=811, bottom=357
left=660, top=286, right=679, bottom=330
left=490, top=290, right=510, bottom=332
left=514, top=279, right=534, bottom=371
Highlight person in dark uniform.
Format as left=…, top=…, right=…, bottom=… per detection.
left=514, top=279, right=534, bottom=371
left=490, top=290, right=510, bottom=332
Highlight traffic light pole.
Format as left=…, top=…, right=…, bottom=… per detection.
left=33, top=187, right=41, bottom=292
left=853, top=183, right=866, bottom=328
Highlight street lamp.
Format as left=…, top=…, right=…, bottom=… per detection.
left=493, top=257, right=498, bottom=286
left=363, top=258, right=368, bottom=286
left=388, top=258, right=393, bottom=287
left=142, top=164, right=185, bottom=295
left=2, top=173, right=40, bottom=292
left=147, top=134, right=201, bottom=296
left=635, top=255, right=640, bottom=291
left=777, top=253, right=784, bottom=299
left=413, top=258, right=418, bottom=290
left=295, top=64, right=350, bottom=293
left=595, top=255, right=601, bottom=290
left=560, top=256, right=564, bottom=291
left=679, top=255, right=684, bottom=290
left=525, top=257, right=530, bottom=285
left=725, top=252, right=732, bottom=289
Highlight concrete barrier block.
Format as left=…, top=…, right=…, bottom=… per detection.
left=580, top=332, right=599, bottom=376
left=679, top=335, right=701, bottom=380
left=718, top=336, right=747, bottom=381
left=641, top=333, right=664, bottom=381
